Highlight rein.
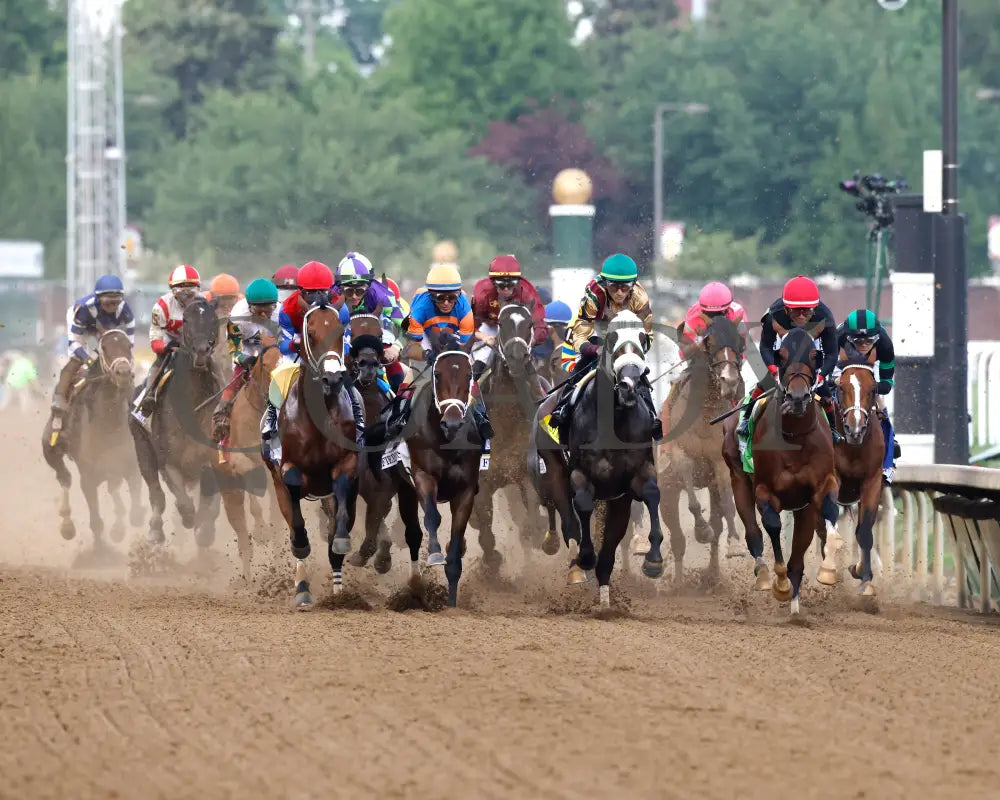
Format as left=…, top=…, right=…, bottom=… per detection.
left=837, top=362, right=877, bottom=430
left=302, top=306, right=346, bottom=377
left=97, top=330, right=133, bottom=380
left=432, top=350, right=474, bottom=417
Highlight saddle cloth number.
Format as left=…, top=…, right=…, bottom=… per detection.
left=480, top=453, right=491, bottom=471
left=382, top=442, right=402, bottom=470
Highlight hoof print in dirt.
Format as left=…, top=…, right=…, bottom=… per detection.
left=317, top=589, right=373, bottom=611
left=387, top=577, right=448, bottom=612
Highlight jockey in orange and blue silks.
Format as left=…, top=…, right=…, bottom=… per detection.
left=401, top=262, right=493, bottom=444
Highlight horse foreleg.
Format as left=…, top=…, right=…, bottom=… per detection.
left=569, top=470, right=596, bottom=584
left=397, top=479, right=423, bottom=579
left=414, top=472, right=444, bottom=567
left=131, top=424, right=166, bottom=546
left=713, top=460, right=743, bottom=559
left=327, top=474, right=354, bottom=557
left=79, top=473, right=104, bottom=547
left=221, top=488, right=252, bottom=580
left=472, top=483, right=502, bottom=577
left=758, top=499, right=790, bottom=601
left=274, top=464, right=312, bottom=610
left=658, top=474, right=686, bottom=583
left=163, top=464, right=195, bottom=530
left=445, top=488, right=476, bottom=607
left=595, top=495, right=633, bottom=608
left=194, top=471, right=220, bottom=550
left=42, top=437, right=76, bottom=539
left=126, top=468, right=145, bottom=527
left=108, top=477, right=127, bottom=544
left=816, top=491, right=843, bottom=586
left=848, top=477, right=881, bottom=596
left=731, top=467, right=767, bottom=589
left=787, top=504, right=819, bottom=615
left=679, top=454, right=712, bottom=545
left=634, top=469, right=663, bottom=579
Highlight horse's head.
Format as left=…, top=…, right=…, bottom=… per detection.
left=347, top=313, right=385, bottom=386
left=602, top=310, right=649, bottom=409
left=836, top=347, right=878, bottom=445
left=97, top=329, right=134, bottom=390
left=777, top=327, right=819, bottom=416
left=430, top=331, right=474, bottom=442
left=703, top=316, right=744, bottom=402
left=497, top=303, right=533, bottom=378
left=181, top=297, right=219, bottom=369
left=303, top=304, right=346, bottom=396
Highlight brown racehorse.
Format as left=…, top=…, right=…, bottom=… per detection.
left=395, top=328, right=483, bottom=607
left=212, top=331, right=281, bottom=578
left=43, top=329, right=144, bottom=550
left=267, top=304, right=359, bottom=611
left=820, top=345, right=885, bottom=596
left=342, top=314, right=423, bottom=574
left=470, top=303, right=548, bottom=574
left=656, top=316, right=745, bottom=580
left=721, top=327, right=839, bottom=615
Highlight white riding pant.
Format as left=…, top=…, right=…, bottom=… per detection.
left=471, top=322, right=499, bottom=370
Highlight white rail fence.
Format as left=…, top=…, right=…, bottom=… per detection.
left=968, top=342, right=1000, bottom=458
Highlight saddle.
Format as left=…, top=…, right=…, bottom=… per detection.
left=268, top=362, right=300, bottom=407
left=739, top=394, right=772, bottom=474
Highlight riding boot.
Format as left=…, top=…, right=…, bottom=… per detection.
left=822, top=399, right=844, bottom=443
left=472, top=359, right=488, bottom=383
left=349, top=385, right=366, bottom=447
left=736, top=385, right=764, bottom=439
left=472, top=396, right=494, bottom=444
left=640, top=388, right=663, bottom=441
left=260, top=400, right=281, bottom=464
left=880, top=413, right=896, bottom=484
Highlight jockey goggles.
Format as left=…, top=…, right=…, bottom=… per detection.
left=605, top=279, right=634, bottom=292
left=848, top=333, right=879, bottom=347
left=431, top=291, right=459, bottom=304
left=785, top=305, right=813, bottom=319
left=341, top=284, right=367, bottom=298
left=492, top=278, right=518, bottom=290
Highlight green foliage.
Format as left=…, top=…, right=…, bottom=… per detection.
left=380, top=0, right=585, bottom=136
left=0, top=0, right=65, bottom=76
left=670, top=230, right=775, bottom=282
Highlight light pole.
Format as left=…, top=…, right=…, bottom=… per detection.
left=652, top=102, right=709, bottom=286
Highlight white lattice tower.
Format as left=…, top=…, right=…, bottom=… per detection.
left=66, top=0, right=126, bottom=301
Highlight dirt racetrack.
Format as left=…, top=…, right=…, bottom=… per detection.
left=4, top=401, right=1000, bottom=799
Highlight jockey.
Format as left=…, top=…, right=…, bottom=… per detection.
left=262, top=260, right=363, bottom=461
left=533, top=299, right=573, bottom=377
left=405, top=262, right=494, bottom=442
left=272, top=264, right=299, bottom=304
left=548, top=253, right=660, bottom=441
left=206, top=273, right=242, bottom=319
left=334, top=252, right=406, bottom=393
left=736, top=275, right=841, bottom=444
left=210, top=278, right=280, bottom=443
left=50, top=274, right=135, bottom=429
left=470, top=254, right=547, bottom=383
left=837, top=308, right=899, bottom=484
left=679, top=281, right=748, bottom=358
left=131, top=264, right=204, bottom=425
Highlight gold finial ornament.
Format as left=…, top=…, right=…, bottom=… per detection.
left=552, top=168, right=593, bottom=205
left=432, top=240, right=459, bottom=264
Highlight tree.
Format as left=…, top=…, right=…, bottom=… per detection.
left=379, top=0, right=586, bottom=137
left=0, top=0, right=65, bottom=76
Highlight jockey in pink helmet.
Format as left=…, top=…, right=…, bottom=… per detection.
left=679, top=281, right=748, bottom=358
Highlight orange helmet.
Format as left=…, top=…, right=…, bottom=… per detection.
left=209, top=273, right=241, bottom=296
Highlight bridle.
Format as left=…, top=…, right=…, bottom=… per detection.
left=497, top=304, right=532, bottom=365
left=97, top=329, right=133, bottom=379
left=301, top=305, right=345, bottom=377
left=837, top=362, right=876, bottom=431
left=432, top=350, right=474, bottom=418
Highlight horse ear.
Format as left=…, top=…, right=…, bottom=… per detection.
left=675, top=321, right=685, bottom=338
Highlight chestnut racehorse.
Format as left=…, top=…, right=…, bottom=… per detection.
left=722, top=327, right=839, bottom=615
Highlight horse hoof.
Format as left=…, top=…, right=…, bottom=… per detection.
left=754, top=567, right=771, bottom=591
left=848, top=563, right=861, bottom=581
left=291, top=542, right=311, bottom=560
left=641, top=558, right=664, bottom=579
left=426, top=552, right=446, bottom=567
left=295, top=581, right=313, bottom=610
left=109, top=522, right=126, bottom=544
left=346, top=551, right=368, bottom=568
left=816, top=565, right=839, bottom=586
left=772, top=580, right=793, bottom=602
left=790, top=597, right=801, bottom=615
left=330, top=537, right=351, bottom=556
left=693, top=523, right=714, bottom=545
left=860, top=581, right=876, bottom=597
left=373, top=549, right=392, bottom=575
left=726, top=539, right=748, bottom=559
left=567, top=564, right=588, bottom=585
left=630, top=533, right=650, bottom=556
left=60, top=519, right=76, bottom=541
left=541, top=530, right=561, bottom=556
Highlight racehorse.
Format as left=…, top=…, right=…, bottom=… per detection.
left=822, top=344, right=885, bottom=596
left=533, top=310, right=664, bottom=608
left=395, top=328, right=483, bottom=608
left=655, top=316, right=745, bottom=580
left=43, top=330, right=144, bottom=549
left=212, top=330, right=281, bottom=578
left=265, top=304, right=359, bottom=611
left=130, top=297, right=223, bottom=554
left=470, top=303, right=548, bottom=573
left=343, top=314, right=423, bottom=574
left=721, top=327, right=839, bottom=614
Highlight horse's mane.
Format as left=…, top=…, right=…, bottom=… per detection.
left=704, top=316, right=744, bottom=353
left=780, top=327, right=816, bottom=368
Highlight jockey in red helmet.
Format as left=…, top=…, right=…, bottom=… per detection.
left=679, top=281, right=748, bottom=359
left=272, top=264, right=300, bottom=304
left=736, top=275, right=841, bottom=447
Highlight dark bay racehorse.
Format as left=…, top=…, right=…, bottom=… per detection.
left=212, top=331, right=281, bottom=578
left=823, top=345, right=885, bottom=596
left=343, top=314, right=423, bottom=574
left=266, top=304, right=359, bottom=610
left=130, top=298, right=223, bottom=553
left=471, top=303, right=548, bottom=573
left=722, top=327, right=839, bottom=615
left=656, top=316, right=745, bottom=580
left=395, top=329, right=482, bottom=607
left=533, top=310, right=664, bottom=608
left=43, top=329, right=143, bottom=548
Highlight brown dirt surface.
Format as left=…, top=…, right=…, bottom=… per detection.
left=4, top=401, right=1000, bottom=798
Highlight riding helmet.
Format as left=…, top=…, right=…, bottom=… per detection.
left=245, top=278, right=279, bottom=306
left=297, top=261, right=334, bottom=291
left=272, top=264, right=299, bottom=288
left=336, top=252, right=373, bottom=286
left=781, top=275, right=820, bottom=309
left=209, top=273, right=241, bottom=297
left=168, top=264, right=201, bottom=287
left=544, top=300, right=573, bottom=324
left=599, top=254, right=638, bottom=282
left=845, top=308, right=880, bottom=337
left=426, top=263, right=463, bottom=292
left=94, top=274, right=125, bottom=295
left=698, top=281, right=733, bottom=313
left=488, top=255, right=521, bottom=278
